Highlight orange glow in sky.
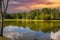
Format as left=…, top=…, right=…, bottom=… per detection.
left=7, top=0, right=60, bottom=13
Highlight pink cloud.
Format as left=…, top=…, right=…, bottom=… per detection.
left=6, top=0, right=60, bottom=13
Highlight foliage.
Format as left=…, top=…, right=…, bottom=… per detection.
left=4, top=8, right=60, bottom=20
left=5, top=13, right=13, bottom=19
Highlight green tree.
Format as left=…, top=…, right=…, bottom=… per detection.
left=22, top=12, right=27, bottom=20
left=12, top=13, right=18, bottom=19
left=52, top=8, right=60, bottom=20
left=18, top=13, right=22, bottom=19
left=5, top=13, right=13, bottom=19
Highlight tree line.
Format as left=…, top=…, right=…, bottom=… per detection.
left=5, top=8, right=60, bottom=20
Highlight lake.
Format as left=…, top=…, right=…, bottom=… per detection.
left=3, top=25, right=60, bottom=40
left=0, top=20, right=60, bottom=40
left=4, top=20, right=60, bottom=32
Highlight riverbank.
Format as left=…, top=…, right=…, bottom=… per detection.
left=0, top=19, right=60, bottom=22
left=0, top=37, right=11, bottom=40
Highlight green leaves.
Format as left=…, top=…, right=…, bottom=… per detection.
left=4, top=8, right=60, bottom=20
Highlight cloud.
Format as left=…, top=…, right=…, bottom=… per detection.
left=6, top=0, right=60, bottom=13
left=48, top=0, right=60, bottom=2
left=9, top=1, right=20, bottom=4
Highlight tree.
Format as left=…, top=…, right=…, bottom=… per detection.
left=22, top=12, right=27, bottom=20
left=0, top=0, right=9, bottom=36
left=27, top=11, right=35, bottom=19
left=52, top=8, right=60, bottom=20
left=18, top=13, right=22, bottom=19
left=0, top=0, right=2, bottom=36
left=5, top=13, right=13, bottom=19
left=12, top=13, right=18, bottom=19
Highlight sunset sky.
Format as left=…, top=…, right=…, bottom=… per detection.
left=5, top=0, right=60, bottom=13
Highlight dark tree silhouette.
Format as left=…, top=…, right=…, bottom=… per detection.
left=0, top=0, right=9, bottom=36
left=0, top=0, right=3, bottom=36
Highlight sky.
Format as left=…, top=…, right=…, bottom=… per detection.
left=4, top=0, right=60, bottom=13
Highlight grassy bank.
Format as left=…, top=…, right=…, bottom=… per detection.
left=0, top=19, right=60, bottom=22
left=0, top=37, right=11, bottom=40
left=4, top=19, right=60, bottom=22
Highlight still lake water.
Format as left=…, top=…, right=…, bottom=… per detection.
left=1, top=21, right=60, bottom=40
left=4, top=21, right=60, bottom=32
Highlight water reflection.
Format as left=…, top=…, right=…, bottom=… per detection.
left=3, top=25, right=60, bottom=40
left=3, top=21, right=60, bottom=40
left=3, top=25, right=51, bottom=40
left=51, top=31, right=60, bottom=40
left=4, top=21, right=60, bottom=32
